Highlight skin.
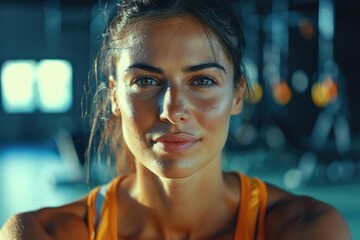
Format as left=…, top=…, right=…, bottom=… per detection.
left=0, top=17, right=351, bottom=240
left=112, top=17, right=243, bottom=179
left=111, top=16, right=244, bottom=238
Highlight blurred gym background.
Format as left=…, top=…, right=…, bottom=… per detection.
left=0, top=0, right=359, bottom=237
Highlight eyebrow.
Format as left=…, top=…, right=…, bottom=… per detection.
left=126, top=62, right=227, bottom=74
left=183, top=63, right=227, bottom=74
left=127, top=63, right=163, bottom=74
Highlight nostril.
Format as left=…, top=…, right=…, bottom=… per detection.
left=158, top=88, right=188, bottom=124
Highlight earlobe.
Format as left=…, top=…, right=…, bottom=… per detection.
left=231, top=76, right=245, bottom=115
left=109, top=75, right=121, bottom=117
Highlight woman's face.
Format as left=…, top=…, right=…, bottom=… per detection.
left=112, top=16, right=243, bottom=178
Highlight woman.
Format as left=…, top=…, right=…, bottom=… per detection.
left=0, top=0, right=351, bottom=239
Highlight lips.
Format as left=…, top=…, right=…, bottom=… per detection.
left=153, top=133, right=200, bottom=154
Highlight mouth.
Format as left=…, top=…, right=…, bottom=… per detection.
left=152, top=133, right=200, bottom=154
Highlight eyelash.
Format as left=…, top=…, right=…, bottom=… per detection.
left=190, top=75, right=217, bottom=88
left=132, top=75, right=217, bottom=89
left=133, top=75, right=160, bottom=87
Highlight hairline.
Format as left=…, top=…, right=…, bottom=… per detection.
left=112, top=12, right=239, bottom=88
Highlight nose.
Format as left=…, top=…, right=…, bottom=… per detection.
left=159, top=86, right=189, bottom=125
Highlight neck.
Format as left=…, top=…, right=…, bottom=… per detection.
left=128, top=157, right=239, bottom=238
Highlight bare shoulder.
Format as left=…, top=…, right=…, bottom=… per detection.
left=265, top=183, right=351, bottom=240
left=0, top=197, right=89, bottom=240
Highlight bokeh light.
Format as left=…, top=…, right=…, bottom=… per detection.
left=311, top=77, right=338, bottom=107
left=1, top=60, right=37, bottom=113
left=284, top=169, right=303, bottom=189
left=245, top=82, right=263, bottom=104
left=265, top=126, right=285, bottom=149
left=299, top=18, right=314, bottom=40
left=272, top=80, right=292, bottom=105
left=37, top=59, right=73, bottom=113
left=291, top=70, right=309, bottom=93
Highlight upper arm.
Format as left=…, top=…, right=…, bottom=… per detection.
left=265, top=196, right=351, bottom=240
left=0, top=212, right=53, bottom=240
left=280, top=204, right=351, bottom=240
left=0, top=198, right=89, bottom=240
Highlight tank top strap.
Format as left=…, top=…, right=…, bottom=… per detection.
left=87, top=176, right=125, bottom=240
left=88, top=174, right=267, bottom=240
left=87, top=185, right=100, bottom=240
left=253, top=177, right=267, bottom=240
left=234, top=173, right=267, bottom=240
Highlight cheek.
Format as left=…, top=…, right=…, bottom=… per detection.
left=191, top=93, right=233, bottom=156
left=192, top=93, right=234, bottom=130
left=118, top=90, right=157, bottom=135
left=118, top=92, right=135, bottom=119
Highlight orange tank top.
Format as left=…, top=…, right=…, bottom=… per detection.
left=87, top=173, right=267, bottom=240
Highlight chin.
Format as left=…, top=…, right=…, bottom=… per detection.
left=147, top=157, right=202, bottom=179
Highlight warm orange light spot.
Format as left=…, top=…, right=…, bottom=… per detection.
left=272, top=80, right=292, bottom=105
left=299, top=19, right=314, bottom=40
left=311, top=78, right=338, bottom=107
left=252, top=83, right=263, bottom=103
left=311, top=83, right=328, bottom=107
left=323, top=77, right=338, bottom=101
left=245, top=83, right=263, bottom=104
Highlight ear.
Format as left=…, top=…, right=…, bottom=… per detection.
left=109, top=75, right=121, bottom=117
left=231, top=76, right=245, bottom=115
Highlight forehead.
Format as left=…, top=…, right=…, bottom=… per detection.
left=117, top=16, right=231, bottom=69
